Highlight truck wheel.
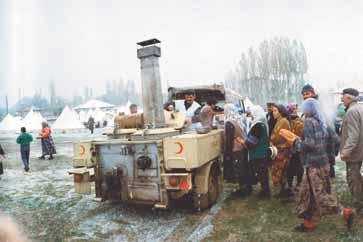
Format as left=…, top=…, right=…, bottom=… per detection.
left=193, top=168, right=220, bottom=211
left=207, top=168, right=220, bottom=206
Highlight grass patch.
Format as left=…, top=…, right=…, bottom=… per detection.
left=205, top=163, right=363, bottom=242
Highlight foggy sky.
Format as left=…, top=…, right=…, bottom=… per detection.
left=1, top=0, right=363, bottom=107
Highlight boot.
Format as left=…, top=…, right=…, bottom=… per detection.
left=39, top=155, right=45, bottom=160
left=294, top=223, right=315, bottom=232
left=48, top=155, right=54, bottom=160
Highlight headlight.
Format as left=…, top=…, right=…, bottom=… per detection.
left=136, top=156, right=152, bottom=169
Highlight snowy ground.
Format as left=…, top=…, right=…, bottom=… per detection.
left=0, top=129, right=227, bottom=242
left=3, top=129, right=358, bottom=242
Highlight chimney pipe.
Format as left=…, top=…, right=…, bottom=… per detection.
left=137, top=39, right=165, bottom=128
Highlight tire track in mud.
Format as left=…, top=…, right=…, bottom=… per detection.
left=164, top=186, right=234, bottom=242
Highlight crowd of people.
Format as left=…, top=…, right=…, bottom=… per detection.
left=160, top=86, right=362, bottom=233
left=1, top=84, right=362, bottom=234
left=223, top=84, right=363, bottom=232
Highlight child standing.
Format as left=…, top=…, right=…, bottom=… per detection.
left=16, top=127, right=33, bottom=172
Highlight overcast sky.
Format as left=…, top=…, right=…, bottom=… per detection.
left=1, top=0, right=363, bottom=106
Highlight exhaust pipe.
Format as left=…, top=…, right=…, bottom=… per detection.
left=137, top=38, right=165, bottom=128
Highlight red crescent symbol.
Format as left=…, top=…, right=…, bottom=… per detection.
left=175, top=142, right=184, bottom=154
left=79, top=145, right=86, bottom=156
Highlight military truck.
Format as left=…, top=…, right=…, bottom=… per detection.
left=69, top=39, right=245, bottom=210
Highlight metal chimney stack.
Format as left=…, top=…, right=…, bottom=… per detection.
left=137, top=39, right=165, bottom=128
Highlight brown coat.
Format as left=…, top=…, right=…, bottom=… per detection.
left=227, top=120, right=244, bottom=152
left=340, top=102, right=363, bottom=162
left=290, top=116, right=304, bottom=137
left=270, top=117, right=291, bottom=149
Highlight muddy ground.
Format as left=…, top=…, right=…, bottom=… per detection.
left=0, top=130, right=229, bottom=242
left=1, top=130, right=363, bottom=242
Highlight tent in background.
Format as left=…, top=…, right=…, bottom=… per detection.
left=19, top=109, right=45, bottom=131
left=52, top=106, right=85, bottom=130
left=78, top=110, right=88, bottom=123
left=0, top=114, right=21, bottom=131
left=74, top=99, right=115, bottom=111
left=93, top=108, right=105, bottom=123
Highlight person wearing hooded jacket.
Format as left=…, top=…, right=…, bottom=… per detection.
left=239, top=105, right=270, bottom=198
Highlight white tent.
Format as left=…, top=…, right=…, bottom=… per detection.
left=19, top=109, right=45, bottom=131
left=52, top=106, right=85, bottom=130
left=78, top=110, right=88, bottom=123
left=93, top=108, right=105, bottom=123
left=85, top=109, right=95, bottom=122
left=104, top=111, right=116, bottom=127
left=75, top=99, right=115, bottom=110
left=0, top=114, right=21, bottom=131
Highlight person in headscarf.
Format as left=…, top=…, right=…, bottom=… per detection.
left=266, top=102, right=276, bottom=137
left=39, top=122, right=56, bottom=160
left=199, top=98, right=218, bottom=129
left=280, top=98, right=354, bottom=232
left=223, top=104, right=252, bottom=195
left=239, top=105, right=270, bottom=198
left=270, top=104, right=292, bottom=198
left=285, top=103, right=304, bottom=195
left=164, top=102, right=175, bottom=112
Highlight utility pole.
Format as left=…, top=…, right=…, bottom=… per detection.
left=5, top=95, right=8, bottom=114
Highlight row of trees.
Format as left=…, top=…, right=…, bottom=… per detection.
left=225, top=37, right=308, bottom=105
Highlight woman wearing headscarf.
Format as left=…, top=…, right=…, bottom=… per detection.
left=279, top=98, right=354, bottom=232
left=39, top=122, right=56, bottom=160
left=270, top=104, right=291, bottom=198
left=286, top=103, right=304, bottom=195
left=223, top=104, right=252, bottom=195
left=239, top=105, right=270, bottom=198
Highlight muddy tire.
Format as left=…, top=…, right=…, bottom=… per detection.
left=193, top=168, right=220, bottom=211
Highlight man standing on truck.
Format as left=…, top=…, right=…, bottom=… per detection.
left=179, top=91, right=201, bottom=126
left=129, top=104, right=138, bottom=114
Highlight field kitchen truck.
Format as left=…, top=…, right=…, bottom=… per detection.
left=69, top=39, right=245, bottom=210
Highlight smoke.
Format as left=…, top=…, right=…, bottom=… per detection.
left=0, top=214, right=28, bottom=242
